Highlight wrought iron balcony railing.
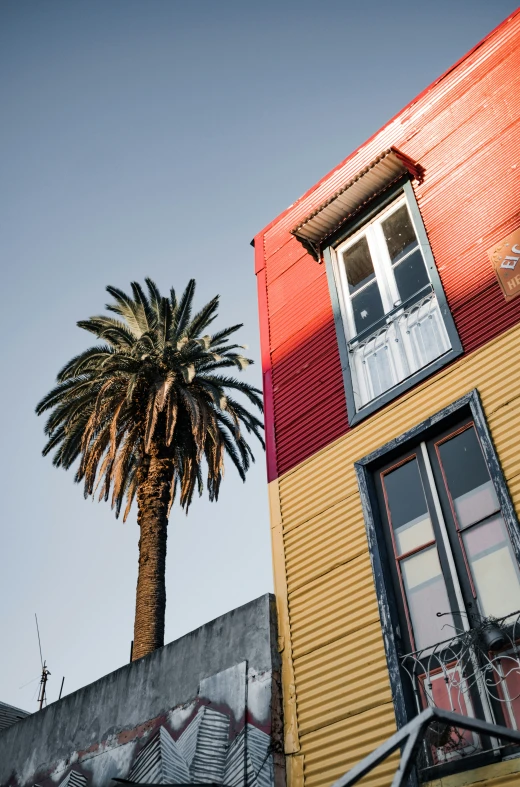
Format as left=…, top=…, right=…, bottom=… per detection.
left=332, top=707, right=520, bottom=787
left=346, top=284, right=452, bottom=407
left=347, top=284, right=435, bottom=349
left=400, top=611, right=520, bottom=764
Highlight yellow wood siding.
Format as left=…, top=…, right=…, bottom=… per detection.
left=425, top=757, right=520, bottom=787
left=270, top=321, right=520, bottom=787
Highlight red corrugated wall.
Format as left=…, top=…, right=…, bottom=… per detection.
left=256, top=10, right=520, bottom=482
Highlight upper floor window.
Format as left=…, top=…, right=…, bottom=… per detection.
left=326, top=183, right=462, bottom=423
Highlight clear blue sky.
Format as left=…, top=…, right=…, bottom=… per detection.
left=1, top=0, right=516, bottom=711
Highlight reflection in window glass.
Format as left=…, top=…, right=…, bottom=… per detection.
left=343, top=236, right=376, bottom=293
left=393, top=250, right=430, bottom=303
left=381, top=204, right=418, bottom=263
left=454, top=481, right=499, bottom=531
left=401, top=547, right=454, bottom=649
left=350, top=282, right=385, bottom=333
left=463, top=516, right=520, bottom=618
left=423, top=668, right=480, bottom=758
left=384, top=459, right=434, bottom=555
left=343, top=236, right=385, bottom=333
left=438, top=427, right=499, bottom=528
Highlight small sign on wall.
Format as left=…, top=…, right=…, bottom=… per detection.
left=488, top=228, right=520, bottom=301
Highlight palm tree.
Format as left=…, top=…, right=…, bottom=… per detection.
left=36, top=279, right=264, bottom=660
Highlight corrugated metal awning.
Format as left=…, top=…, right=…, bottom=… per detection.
left=291, top=147, right=423, bottom=248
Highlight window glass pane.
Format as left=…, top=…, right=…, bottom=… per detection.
left=401, top=547, right=454, bottom=649
left=437, top=427, right=499, bottom=528
left=381, top=204, right=418, bottom=264
left=351, top=282, right=385, bottom=332
left=463, top=516, right=520, bottom=619
left=498, top=654, right=520, bottom=728
left=453, top=481, right=499, bottom=530
left=342, top=236, right=376, bottom=294
left=393, top=250, right=430, bottom=303
left=383, top=458, right=434, bottom=555
left=422, top=668, right=480, bottom=758
left=402, top=298, right=451, bottom=373
left=365, top=340, right=396, bottom=399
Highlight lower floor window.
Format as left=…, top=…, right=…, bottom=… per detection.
left=357, top=396, right=520, bottom=778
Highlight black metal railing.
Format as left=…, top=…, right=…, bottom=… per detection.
left=400, top=610, right=520, bottom=739
left=331, top=707, right=520, bottom=787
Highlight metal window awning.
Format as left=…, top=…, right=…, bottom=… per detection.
left=291, top=147, right=423, bottom=251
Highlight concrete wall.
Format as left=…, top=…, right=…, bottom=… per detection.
left=0, top=594, right=283, bottom=787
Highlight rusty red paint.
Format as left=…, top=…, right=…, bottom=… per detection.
left=256, top=10, right=520, bottom=482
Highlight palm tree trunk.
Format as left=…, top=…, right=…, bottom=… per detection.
left=132, top=454, right=172, bottom=660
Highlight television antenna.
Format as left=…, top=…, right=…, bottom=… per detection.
left=35, top=613, right=50, bottom=711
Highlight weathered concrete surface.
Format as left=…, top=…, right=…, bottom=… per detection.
left=0, top=594, right=280, bottom=786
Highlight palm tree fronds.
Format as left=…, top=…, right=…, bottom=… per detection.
left=36, top=278, right=264, bottom=515
left=172, top=279, right=196, bottom=339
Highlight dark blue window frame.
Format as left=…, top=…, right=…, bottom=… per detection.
left=354, top=389, right=520, bottom=781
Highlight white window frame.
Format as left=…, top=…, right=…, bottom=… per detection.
left=335, top=196, right=407, bottom=337
left=334, top=196, right=414, bottom=404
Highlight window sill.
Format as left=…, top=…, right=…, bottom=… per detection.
left=347, top=346, right=463, bottom=427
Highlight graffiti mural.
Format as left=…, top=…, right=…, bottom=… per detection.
left=7, top=663, right=276, bottom=787
left=124, top=710, right=271, bottom=786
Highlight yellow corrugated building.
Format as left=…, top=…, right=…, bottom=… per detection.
left=254, top=11, right=520, bottom=787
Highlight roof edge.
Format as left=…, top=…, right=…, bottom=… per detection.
left=253, top=8, right=520, bottom=242
left=291, top=147, right=423, bottom=243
